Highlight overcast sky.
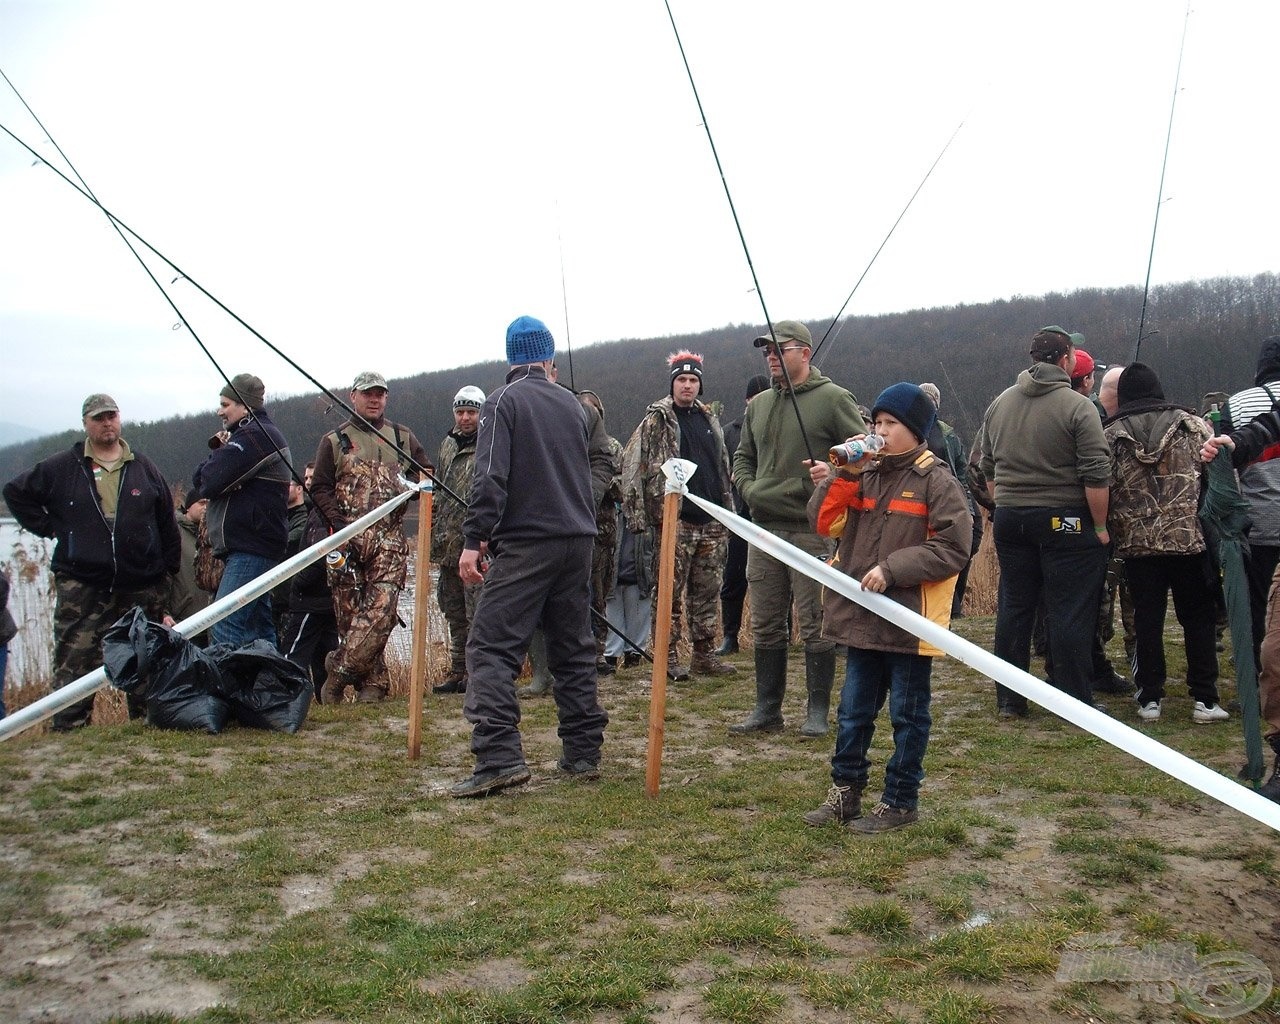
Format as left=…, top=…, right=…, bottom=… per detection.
left=1, top=1, right=1277, bottom=434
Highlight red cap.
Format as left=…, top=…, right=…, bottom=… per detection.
left=1072, top=349, right=1095, bottom=381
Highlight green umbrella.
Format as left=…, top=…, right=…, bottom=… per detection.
left=1199, top=453, right=1265, bottom=786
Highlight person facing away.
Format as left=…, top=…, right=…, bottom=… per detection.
left=1103, top=362, right=1226, bottom=725
left=451, top=315, right=609, bottom=798
left=731, top=320, right=867, bottom=739
left=4, top=393, right=180, bottom=729
left=977, top=326, right=1111, bottom=715
left=620, top=350, right=736, bottom=681
left=803, top=383, right=972, bottom=833
left=278, top=462, right=340, bottom=701
left=430, top=385, right=486, bottom=695
left=919, top=381, right=981, bottom=618
left=310, top=370, right=429, bottom=703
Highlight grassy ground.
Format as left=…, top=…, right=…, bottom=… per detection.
left=0, top=612, right=1277, bottom=1024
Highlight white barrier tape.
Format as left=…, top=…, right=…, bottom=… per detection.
left=0, top=487, right=417, bottom=742
left=677, top=480, right=1280, bottom=833
left=661, top=457, right=698, bottom=494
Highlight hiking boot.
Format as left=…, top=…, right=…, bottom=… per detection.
left=667, top=652, right=691, bottom=682
left=802, top=783, right=863, bottom=826
left=1093, top=670, right=1133, bottom=695
left=598, top=656, right=619, bottom=676
left=729, top=647, right=787, bottom=734
left=320, top=651, right=353, bottom=704
left=450, top=764, right=532, bottom=799
left=715, top=636, right=739, bottom=656
left=691, top=649, right=738, bottom=677
left=358, top=684, right=387, bottom=703
left=800, top=649, right=836, bottom=738
left=432, top=670, right=467, bottom=694
left=1259, top=754, right=1280, bottom=805
left=623, top=652, right=643, bottom=669
left=1192, top=701, right=1229, bottom=724
left=848, top=802, right=918, bottom=834
left=558, top=758, right=602, bottom=780
left=1136, top=700, right=1161, bottom=721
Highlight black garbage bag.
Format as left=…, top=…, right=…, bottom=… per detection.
left=209, top=640, right=313, bottom=733
left=102, top=608, right=230, bottom=733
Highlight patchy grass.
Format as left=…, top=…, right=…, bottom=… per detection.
left=0, top=612, right=1277, bottom=1023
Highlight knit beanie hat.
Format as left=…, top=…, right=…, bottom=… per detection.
left=669, top=351, right=704, bottom=396
left=506, top=316, right=555, bottom=365
left=745, top=373, right=771, bottom=399
left=221, top=373, right=265, bottom=411
left=919, top=382, right=941, bottom=408
left=453, top=385, right=485, bottom=410
left=1116, top=362, right=1165, bottom=406
left=871, top=382, right=937, bottom=443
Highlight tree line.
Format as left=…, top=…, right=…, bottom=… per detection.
left=0, top=273, right=1275, bottom=498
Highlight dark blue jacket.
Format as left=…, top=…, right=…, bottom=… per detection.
left=191, top=408, right=292, bottom=560
left=464, top=365, right=596, bottom=550
left=4, top=442, right=180, bottom=590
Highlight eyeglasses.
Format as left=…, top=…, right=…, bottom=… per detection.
left=761, top=345, right=806, bottom=358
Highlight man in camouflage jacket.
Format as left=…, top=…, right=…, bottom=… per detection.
left=620, top=352, right=734, bottom=679
left=1104, top=363, right=1224, bottom=722
left=430, top=386, right=484, bottom=693
left=311, top=371, right=430, bottom=702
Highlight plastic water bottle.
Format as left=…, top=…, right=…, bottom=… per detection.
left=828, top=433, right=885, bottom=467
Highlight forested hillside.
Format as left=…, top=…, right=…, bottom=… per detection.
left=1, top=274, right=1275, bottom=495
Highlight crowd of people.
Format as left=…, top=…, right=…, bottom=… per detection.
left=4, top=322, right=1278, bottom=822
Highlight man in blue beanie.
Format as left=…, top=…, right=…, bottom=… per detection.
left=451, top=316, right=609, bottom=797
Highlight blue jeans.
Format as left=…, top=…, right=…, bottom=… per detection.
left=831, top=647, right=933, bottom=811
left=211, top=552, right=278, bottom=647
left=993, top=506, right=1109, bottom=707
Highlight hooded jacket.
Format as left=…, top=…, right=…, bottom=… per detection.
left=978, top=362, right=1111, bottom=508
left=4, top=441, right=180, bottom=590
left=1222, top=336, right=1280, bottom=544
left=1104, top=406, right=1210, bottom=557
left=734, top=367, right=866, bottom=531
left=431, top=428, right=478, bottom=565
left=807, top=444, right=972, bottom=656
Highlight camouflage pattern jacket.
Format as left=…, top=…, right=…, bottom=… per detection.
left=430, top=429, right=477, bottom=566
left=1104, top=406, right=1210, bottom=558
left=620, top=396, right=732, bottom=534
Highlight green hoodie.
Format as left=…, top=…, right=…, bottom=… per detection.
left=733, top=368, right=866, bottom=531
left=978, top=362, right=1111, bottom=508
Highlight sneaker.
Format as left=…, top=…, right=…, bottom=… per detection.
left=802, top=783, right=862, bottom=826
left=1136, top=701, right=1162, bottom=721
left=558, top=758, right=601, bottom=780
left=848, top=802, right=918, bottom=834
left=450, top=764, right=532, bottom=799
left=1192, top=701, right=1230, bottom=724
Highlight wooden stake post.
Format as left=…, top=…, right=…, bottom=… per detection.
left=645, top=486, right=682, bottom=797
left=407, top=478, right=432, bottom=760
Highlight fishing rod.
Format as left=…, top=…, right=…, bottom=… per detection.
left=0, top=67, right=302, bottom=492
left=811, top=117, right=967, bottom=363
left=1134, top=1, right=1191, bottom=362
left=0, top=115, right=467, bottom=513
left=661, top=0, right=815, bottom=464
left=556, top=205, right=576, bottom=392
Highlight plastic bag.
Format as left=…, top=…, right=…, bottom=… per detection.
left=211, top=639, right=313, bottom=733
left=102, top=608, right=229, bottom=733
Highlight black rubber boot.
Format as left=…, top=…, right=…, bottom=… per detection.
left=800, top=648, right=836, bottom=738
left=729, top=647, right=787, bottom=734
left=1261, top=740, right=1280, bottom=805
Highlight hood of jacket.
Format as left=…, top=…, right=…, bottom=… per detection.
left=1255, top=335, right=1280, bottom=386
left=1014, top=361, right=1073, bottom=397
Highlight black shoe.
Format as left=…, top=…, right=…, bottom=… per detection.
left=450, top=764, right=532, bottom=799
left=558, top=758, right=601, bottom=780
left=597, top=658, right=617, bottom=677
left=714, top=637, right=739, bottom=656
left=998, top=704, right=1028, bottom=719
left=1093, top=671, right=1133, bottom=695
left=432, top=671, right=467, bottom=694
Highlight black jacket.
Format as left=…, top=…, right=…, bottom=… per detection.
left=190, top=408, right=292, bottom=560
left=464, top=364, right=596, bottom=550
left=4, top=442, right=180, bottom=590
